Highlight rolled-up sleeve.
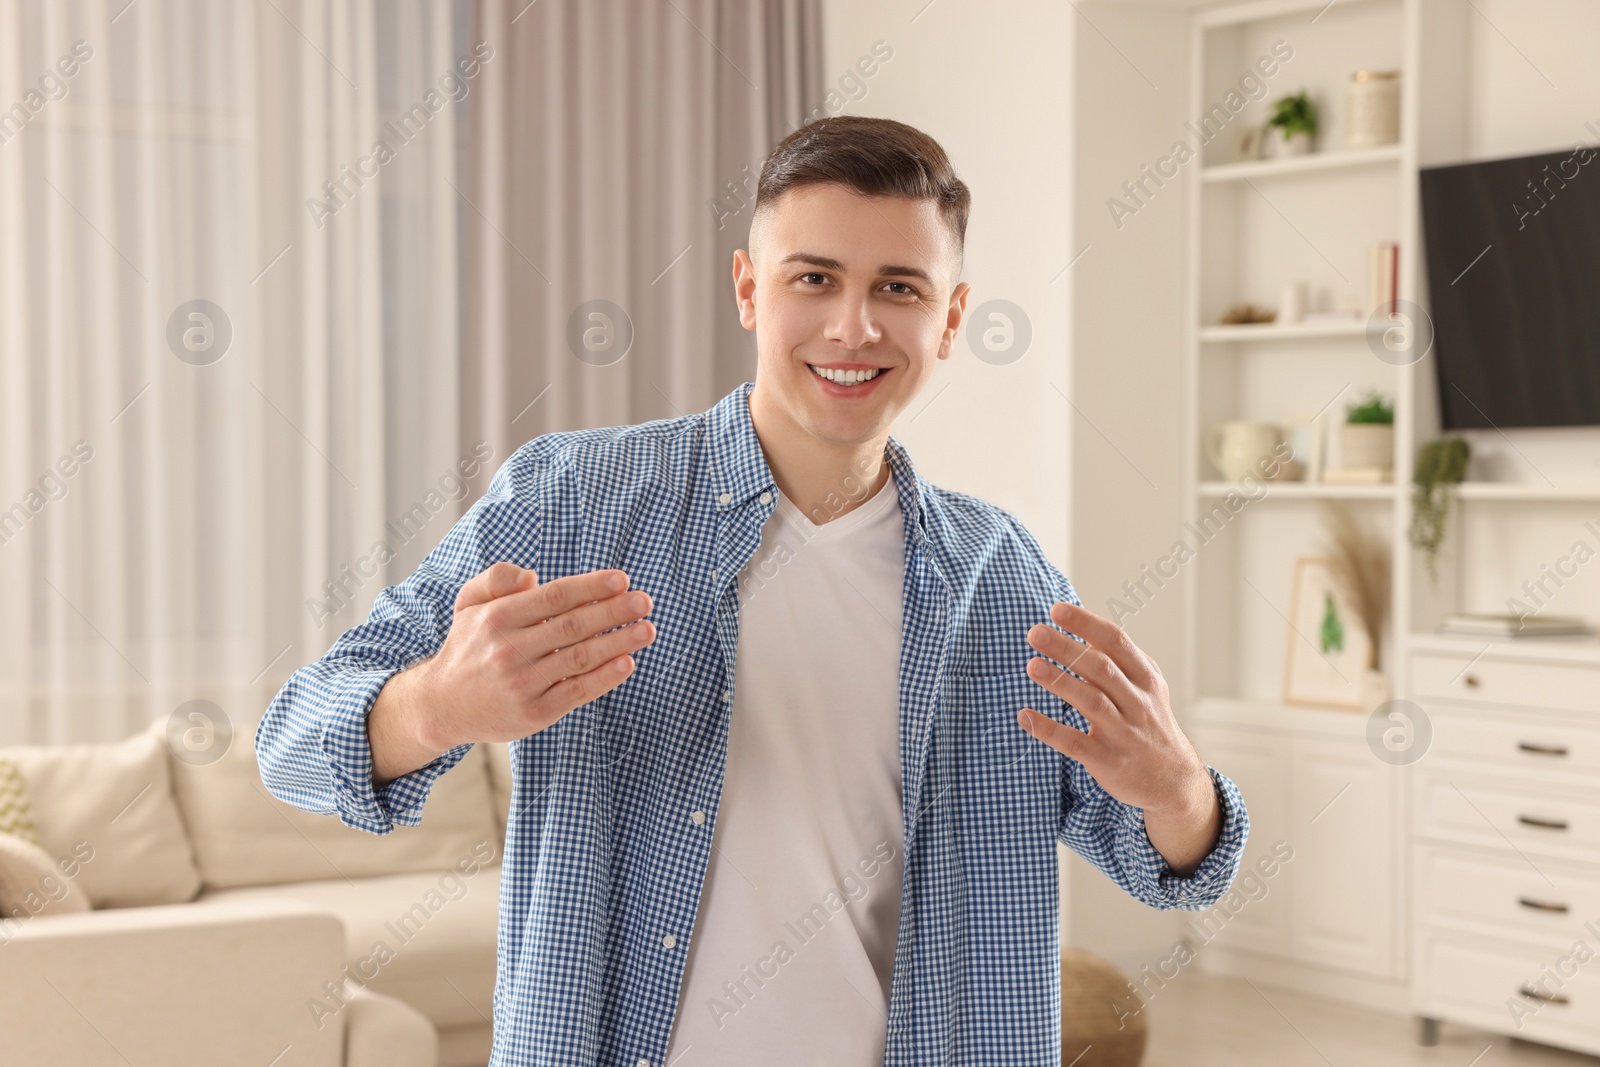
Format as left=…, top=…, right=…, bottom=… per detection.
left=256, top=445, right=552, bottom=835
left=1061, top=749, right=1249, bottom=911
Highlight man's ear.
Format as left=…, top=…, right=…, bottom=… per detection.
left=732, top=249, right=758, bottom=331
left=937, top=281, right=972, bottom=360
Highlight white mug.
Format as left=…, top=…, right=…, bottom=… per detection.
left=1205, top=420, right=1281, bottom=482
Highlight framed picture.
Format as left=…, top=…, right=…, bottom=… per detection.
left=1282, top=556, right=1370, bottom=710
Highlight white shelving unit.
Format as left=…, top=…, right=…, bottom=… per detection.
left=1179, top=0, right=1471, bottom=1019
left=1183, top=0, right=1600, bottom=1053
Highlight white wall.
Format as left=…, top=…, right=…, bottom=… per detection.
left=1071, top=1, right=1195, bottom=971
left=819, top=0, right=1075, bottom=568
left=1448, top=0, right=1600, bottom=622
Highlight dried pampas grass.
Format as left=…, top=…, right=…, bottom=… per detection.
left=1318, top=502, right=1391, bottom=671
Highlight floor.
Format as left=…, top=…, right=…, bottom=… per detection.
left=1142, top=972, right=1600, bottom=1066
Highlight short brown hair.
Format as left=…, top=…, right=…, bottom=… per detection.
left=753, top=115, right=970, bottom=281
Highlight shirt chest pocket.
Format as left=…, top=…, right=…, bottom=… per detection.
left=937, top=670, right=1063, bottom=839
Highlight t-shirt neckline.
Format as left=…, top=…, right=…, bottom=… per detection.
left=773, top=468, right=900, bottom=543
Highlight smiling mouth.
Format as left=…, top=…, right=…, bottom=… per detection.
left=807, top=364, right=887, bottom=386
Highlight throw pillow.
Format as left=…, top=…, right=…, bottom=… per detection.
left=0, top=758, right=40, bottom=845
left=0, top=830, right=92, bottom=920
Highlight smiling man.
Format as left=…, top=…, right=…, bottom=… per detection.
left=257, top=115, right=1248, bottom=1067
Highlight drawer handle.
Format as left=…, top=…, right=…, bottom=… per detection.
left=1519, top=985, right=1570, bottom=1006
left=1518, top=896, right=1571, bottom=914
left=1517, top=742, right=1570, bottom=757
left=1518, top=814, right=1570, bottom=831
left=1463, top=674, right=1481, bottom=688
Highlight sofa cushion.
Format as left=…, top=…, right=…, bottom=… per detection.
left=201, top=860, right=500, bottom=1031
left=170, top=721, right=501, bottom=890
left=0, top=831, right=92, bottom=918
left=0, top=719, right=203, bottom=908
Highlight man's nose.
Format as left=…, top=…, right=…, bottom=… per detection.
left=823, top=291, right=882, bottom=350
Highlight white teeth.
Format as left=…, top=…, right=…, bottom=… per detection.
left=810, top=365, right=883, bottom=385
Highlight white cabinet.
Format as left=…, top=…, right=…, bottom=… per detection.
left=1193, top=703, right=1404, bottom=986
left=1288, top=740, right=1398, bottom=976
left=1408, top=638, right=1600, bottom=1058
left=1190, top=726, right=1290, bottom=955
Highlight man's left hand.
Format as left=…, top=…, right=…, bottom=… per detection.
left=1017, top=601, right=1221, bottom=876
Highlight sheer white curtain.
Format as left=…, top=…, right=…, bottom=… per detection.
left=0, top=0, right=466, bottom=744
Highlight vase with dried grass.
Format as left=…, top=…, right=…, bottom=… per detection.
left=1318, top=502, right=1392, bottom=711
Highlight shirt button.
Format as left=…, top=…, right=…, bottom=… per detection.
left=691, top=809, right=706, bottom=825
left=759, top=490, right=772, bottom=505
left=662, top=933, right=678, bottom=949
left=717, top=491, right=732, bottom=505
left=721, top=690, right=731, bottom=702
left=637, top=1060, right=650, bottom=1067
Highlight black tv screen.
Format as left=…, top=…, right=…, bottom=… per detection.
left=1419, top=148, right=1600, bottom=430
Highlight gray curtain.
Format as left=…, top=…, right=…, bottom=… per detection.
left=460, top=0, right=824, bottom=480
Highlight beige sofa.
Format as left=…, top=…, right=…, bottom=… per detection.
left=0, top=716, right=511, bottom=1067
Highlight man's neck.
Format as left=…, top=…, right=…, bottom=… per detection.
left=747, top=389, right=891, bottom=526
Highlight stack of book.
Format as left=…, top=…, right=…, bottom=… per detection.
left=1436, top=613, right=1595, bottom=638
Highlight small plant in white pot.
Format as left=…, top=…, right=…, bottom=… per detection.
left=1266, top=90, right=1317, bottom=155
left=1340, top=391, right=1394, bottom=471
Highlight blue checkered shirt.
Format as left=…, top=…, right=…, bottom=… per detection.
left=257, top=380, right=1249, bottom=1067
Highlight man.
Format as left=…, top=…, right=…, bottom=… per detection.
left=258, top=115, right=1248, bottom=1067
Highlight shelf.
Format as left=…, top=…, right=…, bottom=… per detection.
left=1196, top=0, right=1397, bottom=30
left=1198, top=480, right=1395, bottom=499
left=1408, top=632, right=1600, bottom=665
left=1453, top=483, right=1600, bottom=502
left=1199, top=321, right=1367, bottom=343
left=1200, top=144, right=1403, bottom=184
left=1190, top=695, right=1370, bottom=738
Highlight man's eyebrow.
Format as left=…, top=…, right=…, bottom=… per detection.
left=777, top=252, right=934, bottom=287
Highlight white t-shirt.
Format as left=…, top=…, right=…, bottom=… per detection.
left=663, top=469, right=907, bottom=1066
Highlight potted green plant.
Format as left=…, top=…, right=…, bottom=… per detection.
left=1338, top=390, right=1394, bottom=472
left=1410, top=437, right=1471, bottom=584
left=1266, top=90, right=1318, bottom=155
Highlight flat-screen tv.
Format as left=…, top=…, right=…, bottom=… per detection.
left=1418, top=148, right=1600, bottom=430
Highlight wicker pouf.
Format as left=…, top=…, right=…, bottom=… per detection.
left=1061, top=948, right=1148, bottom=1066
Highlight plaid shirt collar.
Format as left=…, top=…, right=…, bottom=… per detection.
left=707, top=378, right=936, bottom=546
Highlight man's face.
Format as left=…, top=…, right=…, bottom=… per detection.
left=734, top=182, right=970, bottom=449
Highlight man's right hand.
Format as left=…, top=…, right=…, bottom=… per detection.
left=369, top=563, right=656, bottom=783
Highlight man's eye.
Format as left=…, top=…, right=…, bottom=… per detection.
left=800, top=272, right=827, bottom=285
left=884, top=281, right=915, bottom=295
